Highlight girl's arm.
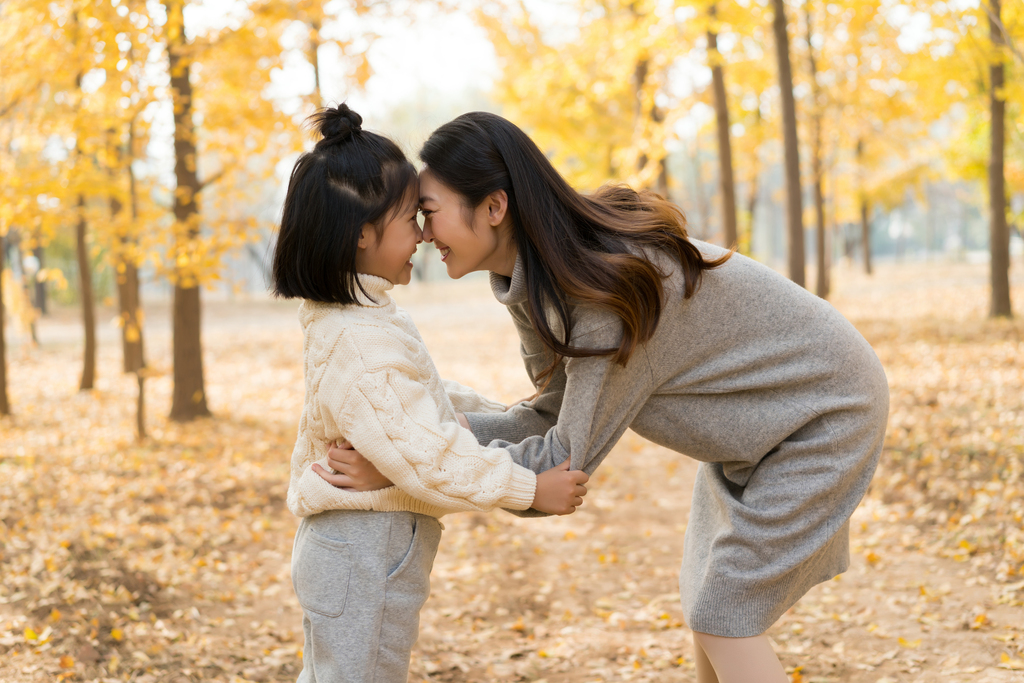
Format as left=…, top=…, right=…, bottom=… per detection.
left=315, top=340, right=538, bottom=512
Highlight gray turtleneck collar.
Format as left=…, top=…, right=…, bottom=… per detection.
left=488, top=255, right=528, bottom=306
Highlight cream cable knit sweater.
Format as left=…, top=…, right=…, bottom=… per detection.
left=286, top=274, right=538, bottom=519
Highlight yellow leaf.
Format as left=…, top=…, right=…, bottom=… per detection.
left=111, top=627, right=124, bottom=641
left=24, top=627, right=38, bottom=641
left=898, top=637, right=921, bottom=648
left=865, top=551, right=881, bottom=565
left=1000, top=652, right=1024, bottom=670
left=60, top=655, right=74, bottom=669
left=50, top=609, right=62, bottom=622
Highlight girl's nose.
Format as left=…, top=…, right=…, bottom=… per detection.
left=421, top=221, right=434, bottom=243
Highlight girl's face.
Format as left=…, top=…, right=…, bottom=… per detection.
left=418, top=168, right=516, bottom=278
left=355, top=184, right=422, bottom=286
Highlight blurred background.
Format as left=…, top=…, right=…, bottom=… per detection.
left=1, top=0, right=1022, bottom=417
left=2, top=3, right=1024, bottom=680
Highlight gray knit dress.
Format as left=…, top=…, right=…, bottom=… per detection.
left=464, top=240, right=889, bottom=638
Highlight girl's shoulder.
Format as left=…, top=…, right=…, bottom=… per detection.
left=300, top=300, right=429, bottom=371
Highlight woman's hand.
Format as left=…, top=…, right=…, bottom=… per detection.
left=532, top=460, right=589, bottom=515
left=312, top=441, right=393, bottom=491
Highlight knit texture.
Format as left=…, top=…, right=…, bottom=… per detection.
left=287, top=274, right=537, bottom=519
left=465, top=241, right=890, bottom=636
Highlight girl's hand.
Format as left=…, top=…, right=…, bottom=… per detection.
left=312, top=441, right=393, bottom=491
left=455, top=412, right=472, bottom=431
left=532, top=460, right=589, bottom=515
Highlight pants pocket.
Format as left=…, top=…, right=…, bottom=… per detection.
left=293, top=527, right=352, bottom=618
left=386, top=516, right=418, bottom=580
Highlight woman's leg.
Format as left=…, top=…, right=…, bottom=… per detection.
left=693, top=633, right=719, bottom=683
left=691, top=631, right=788, bottom=683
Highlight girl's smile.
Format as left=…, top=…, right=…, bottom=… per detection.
left=355, top=184, right=423, bottom=286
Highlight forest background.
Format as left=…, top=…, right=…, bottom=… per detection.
left=1, top=0, right=1024, bottom=681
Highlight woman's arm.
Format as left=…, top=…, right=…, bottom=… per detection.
left=464, top=303, right=567, bottom=445
left=469, top=308, right=655, bottom=477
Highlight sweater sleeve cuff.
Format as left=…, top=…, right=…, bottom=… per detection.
left=499, top=463, right=538, bottom=510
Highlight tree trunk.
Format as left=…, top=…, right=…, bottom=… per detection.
left=76, top=194, right=96, bottom=390
left=72, top=58, right=96, bottom=391
left=860, top=197, right=872, bottom=275
left=989, top=0, right=1012, bottom=318
left=708, top=8, right=738, bottom=249
left=633, top=56, right=668, bottom=195
left=771, top=0, right=805, bottom=286
left=657, top=157, right=669, bottom=200
left=856, top=138, right=872, bottom=275
left=309, top=18, right=323, bottom=107
left=136, top=373, right=146, bottom=440
left=690, top=135, right=711, bottom=240
left=743, top=172, right=758, bottom=256
left=741, top=107, right=763, bottom=256
left=0, top=234, right=10, bottom=416
left=110, top=128, right=145, bottom=374
left=166, top=0, right=210, bottom=420
left=33, top=246, right=46, bottom=314
left=806, top=1, right=828, bottom=298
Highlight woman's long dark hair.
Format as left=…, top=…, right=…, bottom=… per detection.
left=419, top=112, right=731, bottom=368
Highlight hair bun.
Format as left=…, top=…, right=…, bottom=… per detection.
left=310, top=104, right=363, bottom=145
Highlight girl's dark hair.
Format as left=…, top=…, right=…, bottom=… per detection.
left=420, top=112, right=730, bottom=369
left=272, top=103, right=416, bottom=304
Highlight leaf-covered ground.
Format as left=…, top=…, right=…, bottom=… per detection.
left=1, top=260, right=1022, bottom=683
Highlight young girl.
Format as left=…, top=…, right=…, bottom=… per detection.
left=332, top=112, right=889, bottom=682
left=272, top=104, right=589, bottom=683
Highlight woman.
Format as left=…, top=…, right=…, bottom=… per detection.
left=319, top=112, right=889, bottom=682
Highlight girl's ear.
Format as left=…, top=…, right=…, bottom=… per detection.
left=486, top=189, right=509, bottom=227
left=356, top=223, right=375, bottom=250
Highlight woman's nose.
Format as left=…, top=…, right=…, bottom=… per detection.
left=421, top=221, right=434, bottom=243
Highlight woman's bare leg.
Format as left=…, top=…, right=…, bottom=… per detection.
left=692, top=631, right=787, bottom=683
left=693, top=632, right=720, bottom=683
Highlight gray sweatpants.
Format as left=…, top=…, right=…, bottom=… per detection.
left=291, top=509, right=442, bottom=683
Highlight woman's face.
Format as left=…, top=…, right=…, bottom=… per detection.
left=418, top=168, right=516, bottom=279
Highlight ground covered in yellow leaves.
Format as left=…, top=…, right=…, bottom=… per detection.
left=1, top=260, right=1023, bottom=682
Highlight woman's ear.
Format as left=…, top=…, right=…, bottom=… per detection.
left=486, top=189, right=509, bottom=227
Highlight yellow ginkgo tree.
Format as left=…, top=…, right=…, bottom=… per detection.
left=479, top=0, right=684, bottom=193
